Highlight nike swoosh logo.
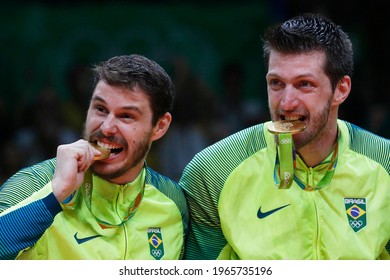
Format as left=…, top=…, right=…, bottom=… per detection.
left=74, top=232, right=101, bottom=244
left=257, top=204, right=290, bottom=219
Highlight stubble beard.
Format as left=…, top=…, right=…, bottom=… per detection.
left=92, top=139, right=151, bottom=181
left=293, top=98, right=332, bottom=150
left=83, top=126, right=152, bottom=181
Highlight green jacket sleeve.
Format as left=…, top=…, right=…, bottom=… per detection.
left=0, top=193, right=61, bottom=259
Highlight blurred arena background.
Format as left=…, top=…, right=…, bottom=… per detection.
left=0, top=1, right=389, bottom=183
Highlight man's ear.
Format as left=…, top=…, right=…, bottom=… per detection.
left=332, top=75, right=351, bottom=106
left=150, top=112, right=172, bottom=142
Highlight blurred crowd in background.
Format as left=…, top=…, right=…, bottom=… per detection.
left=1, top=1, right=389, bottom=184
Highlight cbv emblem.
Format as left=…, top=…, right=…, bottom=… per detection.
left=344, top=198, right=367, bottom=233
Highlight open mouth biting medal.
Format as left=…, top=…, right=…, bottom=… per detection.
left=90, top=142, right=110, bottom=160
left=268, top=120, right=306, bottom=189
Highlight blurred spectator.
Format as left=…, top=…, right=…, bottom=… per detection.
left=366, top=103, right=390, bottom=139
left=209, top=62, right=246, bottom=143
left=209, top=61, right=267, bottom=143
left=61, top=63, right=94, bottom=134
left=154, top=56, right=214, bottom=181
left=0, top=62, right=92, bottom=185
left=12, top=85, right=79, bottom=170
left=0, top=98, right=21, bottom=184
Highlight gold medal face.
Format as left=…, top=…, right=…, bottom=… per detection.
left=267, top=120, right=307, bottom=134
left=90, top=143, right=110, bottom=160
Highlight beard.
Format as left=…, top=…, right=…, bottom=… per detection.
left=83, top=126, right=152, bottom=181
left=293, top=98, right=332, bottom=150
left=92, top=136, right=151, bottom=181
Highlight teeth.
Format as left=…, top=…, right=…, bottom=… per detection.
left=285, top=116, right=300, bottom=121
left=97, top=141, right=122, bottom=150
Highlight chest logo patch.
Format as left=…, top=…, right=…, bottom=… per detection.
left=147, top=227, right=165, bottom=260
left=344, top=198, right=367, bottom=233
left=74, top=232, right=101, bottom=244
left=257, top=204, right=290, bottom=219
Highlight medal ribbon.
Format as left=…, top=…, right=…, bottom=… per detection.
left=82, top=169, right=145, bottom=228
left=273, top=131, right=339, bottom=191
left=274, top=133, right=295, bottom=189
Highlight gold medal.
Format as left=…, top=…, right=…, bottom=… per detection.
left=267, top=120, right=307, bottom=135
left=90, top=143, right=110, bottom=160
left=268, top=120, right=306, bottom=189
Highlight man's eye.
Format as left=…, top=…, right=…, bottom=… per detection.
left=121, top=114, right=134, bottom=120
left=298, top=81, right=312, bottom=87
left=94, top=105, right=108, bottom=114
left=95, top=105, right=107, bottom=113
left=269, top=79, right=283, bottom=89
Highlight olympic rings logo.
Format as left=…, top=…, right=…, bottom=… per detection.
left=280, top=138, right=292, bottom=144
left=350, top=220, right=363, bottom=228
left=283, top=172, right=291, bottom=180
left=152, top=249, right=162, bottom=257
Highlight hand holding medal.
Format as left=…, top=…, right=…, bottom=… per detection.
left=90, top=143, right=110, bottom=160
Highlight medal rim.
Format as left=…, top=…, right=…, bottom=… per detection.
left=90, top=143, right=110, bottom=160
left=267, top=120, right=307, bottom=134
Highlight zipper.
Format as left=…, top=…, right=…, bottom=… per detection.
left=308, top=167, right=314, bottom=186
left=122, top=223, right=128, bottom=260
left=114, top=185, right=128, bottom=259
left=307, top=168, right=320, bottom=258
left=308, top=191, right=319, bottom=259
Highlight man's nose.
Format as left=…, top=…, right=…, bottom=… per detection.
left=100, top=114, right=118, bottom=135
left=280, top=86, right=299, bottom=111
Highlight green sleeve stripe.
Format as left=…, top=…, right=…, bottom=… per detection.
left=386, top=241, right=390, bottom=255
left=345, top=121, right=390, bottom=174
left=145, top=168, right=189, bottom=233
left=181, top=124, right=268, bottom=259
left=344, top=121, right=390, bottom=255
left=145, top=168, right=189, bottom=259
left=0, top=199, right=55, bottom=259
left=186, top=124, right=267, bottom=206
left=0, top=159, right=56, bottom=213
